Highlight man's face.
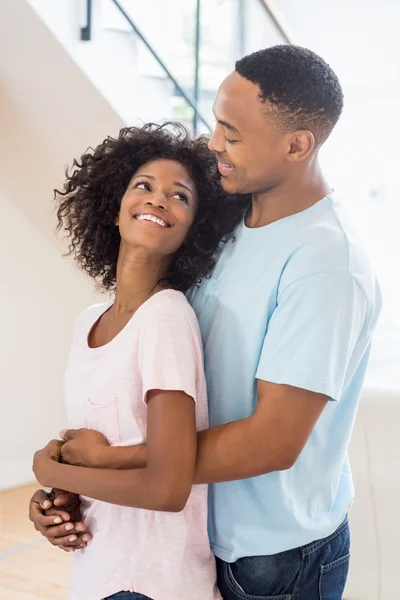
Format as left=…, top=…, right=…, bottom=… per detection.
left=209, top=72, right=290, bottom=195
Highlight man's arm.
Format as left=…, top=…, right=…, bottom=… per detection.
left=194, top=380, right=328, bottom=484
left=60, top=428, right=147, bottom=470
left=61, top=381, right=327, bottom=485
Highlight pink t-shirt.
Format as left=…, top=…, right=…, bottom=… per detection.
left=64, top=289, right=221, bottom=600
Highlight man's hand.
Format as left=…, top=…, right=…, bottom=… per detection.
left=28, top=489, right=92, bottom=552
left=61, top=428, right=147, bottom=470
left=60, top=428, right=110, bottom=468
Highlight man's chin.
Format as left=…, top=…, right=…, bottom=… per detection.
left=220, top=176, right=248, bottom=196
left=220, top=176, right=239, bottom=194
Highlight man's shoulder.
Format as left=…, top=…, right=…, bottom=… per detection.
left=283, top=194, right=373, bottom=284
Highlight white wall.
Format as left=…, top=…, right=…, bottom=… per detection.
left=0, top=0, right=126, bottom=246
left=0, top=190, right=98, bottom=491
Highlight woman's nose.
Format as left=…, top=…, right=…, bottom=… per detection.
left=145, top=195, right=167, bottom=210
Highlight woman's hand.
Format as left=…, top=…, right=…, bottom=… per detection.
left=60, top=428, right=111, bottom=468
left=33, top=440, right=64, bottom=487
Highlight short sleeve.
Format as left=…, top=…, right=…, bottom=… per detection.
left=138, top=301, right=198, bottom=404
left=256, top=272, right=367, bottom=400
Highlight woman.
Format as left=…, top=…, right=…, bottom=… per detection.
left=32, top=123, right=245, bottom=600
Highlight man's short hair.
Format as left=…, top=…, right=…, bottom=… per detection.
left=235, top=45, right=344, bottom=146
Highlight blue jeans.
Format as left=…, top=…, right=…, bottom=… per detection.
left=217, top=517, right=350, bottom=600
left=104, top=594, right=152, bottom=600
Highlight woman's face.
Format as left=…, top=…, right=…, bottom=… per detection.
left=117, top=159, right=198, bottom=257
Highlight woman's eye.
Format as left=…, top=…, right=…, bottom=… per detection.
left=225, top=138, right=238, bottom=144
left=135, top=181, right=151, bottom=191
left=173, top=192, right=189, bottom=204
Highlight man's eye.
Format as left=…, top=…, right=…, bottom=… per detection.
left=225, top=138, right=238, bottom=144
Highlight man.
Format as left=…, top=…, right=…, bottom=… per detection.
left=30, top=45, right=381, bottom=599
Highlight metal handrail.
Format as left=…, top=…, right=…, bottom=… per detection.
left=80, top=0, right=92, bottom=41
left=81, top=0, right=211, bottom=133
left=256, top=0, right=296, bottom=45
left=81, top=0, right=295, bottom=134
left=111, top=0, right=211, bottom=132
left=193, top=0, right=201, bottom=134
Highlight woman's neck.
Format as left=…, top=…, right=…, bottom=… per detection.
left=113, top=246, right=171, bottom=316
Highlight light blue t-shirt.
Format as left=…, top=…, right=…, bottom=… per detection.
left=189, top=194, right=382, bottom=561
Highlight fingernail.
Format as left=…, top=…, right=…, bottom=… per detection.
left=65, top=524, right=74, bottom=531
left=53, top=517, right=62, bottom=524
left=80, top=543, right=86, bottom=548
left=82, top=534, right=91, bottom=542
left=43, top=501, right=51, bottom=509
left=69, top=535, right=77, bottom=542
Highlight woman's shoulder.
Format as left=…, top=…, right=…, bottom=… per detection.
left=74, top=299, right=112, bottom=327
left=139, top=289, right=200, bottom=332
left=144, top=289, right=194, bottom=313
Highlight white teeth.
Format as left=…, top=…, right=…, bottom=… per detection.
left=136, top=214, right=168, bottom=227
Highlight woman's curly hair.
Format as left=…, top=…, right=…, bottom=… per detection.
left=56, top=122, right=248, bottom=292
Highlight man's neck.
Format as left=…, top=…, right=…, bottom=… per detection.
left=246, top=160, right=331, bottom=229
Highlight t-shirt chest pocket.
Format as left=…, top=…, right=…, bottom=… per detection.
left=86, top=393, right=121, bottom=445
left=84, top=382, right=147, bottom=446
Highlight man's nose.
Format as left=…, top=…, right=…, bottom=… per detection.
left=208, top=128, right=225, bottom=153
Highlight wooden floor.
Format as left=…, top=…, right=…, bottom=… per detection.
left=0, top=484, right=70, bottom=600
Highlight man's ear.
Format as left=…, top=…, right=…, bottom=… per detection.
left=286, top=130, right=315, bottom=162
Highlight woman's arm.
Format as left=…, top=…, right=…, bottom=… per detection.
left=33, top=389, right=196, bottom=512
